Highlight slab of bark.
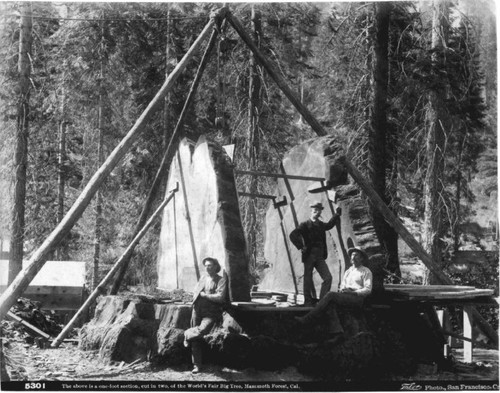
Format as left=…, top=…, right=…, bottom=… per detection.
left=157, top=137, right=250, bottom=301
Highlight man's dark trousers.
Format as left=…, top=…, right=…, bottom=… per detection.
left=303, top=246, right=332, bottom=305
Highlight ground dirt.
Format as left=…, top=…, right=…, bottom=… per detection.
left=3, top=338, right=498, bottom=383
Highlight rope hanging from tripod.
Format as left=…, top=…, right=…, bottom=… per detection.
left=215, top=32, right=224, bottom=129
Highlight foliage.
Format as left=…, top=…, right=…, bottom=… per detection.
left=0, top=2, right=496, bottom=291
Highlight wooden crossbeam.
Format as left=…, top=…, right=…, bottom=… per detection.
left=234, top=169, right=324, bottom=182
left=237, top=191, right=277, bottom=200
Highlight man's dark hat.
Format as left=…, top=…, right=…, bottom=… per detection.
left=202, top=257, right=221, bottom=273
left=347, top=247, right=368, bottom=263
left=309, top=201, right=324, bottom=210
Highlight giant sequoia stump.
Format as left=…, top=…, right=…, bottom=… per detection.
left=157, top=137, right=250, bottom=301
left=260, top=135, right=386, bottom=296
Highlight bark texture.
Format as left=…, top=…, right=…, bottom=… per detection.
left=157, top=137, right=250, bottom=301
left=9, top=2, right=32, bottom=284
left=369, top=1, right=400, bottom=279
left=423, top=0, right=450, bottom=285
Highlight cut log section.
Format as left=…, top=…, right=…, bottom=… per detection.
left=157, top=137, right=250, bottom=301
left=260, top=136, right=385, bottom=297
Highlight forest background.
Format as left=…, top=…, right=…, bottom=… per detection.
left=0, top=1, right=497, bottom=319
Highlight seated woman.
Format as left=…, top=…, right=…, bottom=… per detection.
left=295, top=247, right=372, bottom=341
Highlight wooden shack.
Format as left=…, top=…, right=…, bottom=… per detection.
left=0, top=260, right=87, bottom=315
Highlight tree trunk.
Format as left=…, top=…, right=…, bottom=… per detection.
left=423, top=0, right=449, bottom=285
left=369, top=2, right=400, bottom=279
left=9, top=3, right=32, bottom=284
left=56, top=66, right=67, bottom=261
left=245, top=5, right=262, bottom=270
left=452, top=133, right=465, bottom=253
left=93, top=21, right=105, bottom=290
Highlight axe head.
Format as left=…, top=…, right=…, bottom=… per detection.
left=307, top=181, right=330, bottom=194
left=327, top=189, right=337, bottom=204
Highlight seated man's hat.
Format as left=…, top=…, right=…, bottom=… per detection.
left=347, top=247, right=369, bottom=263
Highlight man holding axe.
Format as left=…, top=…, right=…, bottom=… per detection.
left=290, top=201, right=341, bottom=306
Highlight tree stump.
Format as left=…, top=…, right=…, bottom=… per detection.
left=153, top=327, right=189, bottom=366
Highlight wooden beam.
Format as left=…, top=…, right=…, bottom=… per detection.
left=0, top=11, right=224, bottom=322
left=386, top=284, right=476, bottom=291
left=6, top=311, right=51, bottom=340
left=340, top=156, right=499, bottom=347
left=51, top=187, right=177, bottom=348
left=238, top=191, right=276, bottom=200
left=463, top=305, right=473, bottom=362
left=234, top=169, right=324, bottom=182
left=226, top=12, right=328, bottom=137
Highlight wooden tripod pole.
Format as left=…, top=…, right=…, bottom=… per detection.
left=0, top=11, right=223, bottom=321
left=341, top=156, right=498, bottom=347
left=51, top=187, right=178, bottom=348
left=109, top=26, right=220, bottom=294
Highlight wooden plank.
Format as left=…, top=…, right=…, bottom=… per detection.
left=405, top=290, right=494, bottom=299
left=385, top=284, right=476, bottom=291
left=392, top=297, right=499, bottom=307
left=6, top=311, right=51, bottom=340
left=231, top=304, right=314, bottom=312
left=24, top=286, right=83, bottom=296
left=463, top=305, right=473, bottom=362
left=0, top=12, right=222, bottom=322
left=234, top=169, right=324, bottom=182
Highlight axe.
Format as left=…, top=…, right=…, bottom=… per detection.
left=307, top=181, right=350, bottom=278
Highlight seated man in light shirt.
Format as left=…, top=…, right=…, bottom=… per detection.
left=184, top=257, right=228, bottom=374
left=295, top=247, right=373, bottom=340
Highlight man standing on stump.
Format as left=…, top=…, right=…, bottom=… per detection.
left=290, top=201, right=341, bottom=306
left=184, top=257, right=227, bottom=373
left=295, top=247, right=373, bottom=342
